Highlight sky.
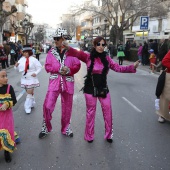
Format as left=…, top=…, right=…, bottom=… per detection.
left=27, top=0, right=82, bottom=28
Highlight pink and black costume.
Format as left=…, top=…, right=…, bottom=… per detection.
left=67, top=47, right=136, bottom=142
left=40, top=47, right=81, bottom=136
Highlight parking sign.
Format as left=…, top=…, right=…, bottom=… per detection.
left=140, top=16, right=149, bottom=30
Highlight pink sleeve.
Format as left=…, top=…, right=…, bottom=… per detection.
left=45, top=52, right=60, bottom=73
left=68, top=57, right=81, bottom=75
left=67, top=47, right=89, bottom=63
left=107, top=56, right=136, bottom=73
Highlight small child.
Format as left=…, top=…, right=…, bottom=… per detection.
left=0, top=70, right=17, bottom=163
left=149, top=49, right=156, bottom=74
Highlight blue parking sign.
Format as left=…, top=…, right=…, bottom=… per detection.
left=140, top=16, right=149, bottom=30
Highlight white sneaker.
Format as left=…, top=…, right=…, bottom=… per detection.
left=158, top=116, right=165, bottom=123
left=155, top=99, right=160, bottom=110
left=31, top=101, right=36, bottom=108
left=25, top=108, right=31, bottom=114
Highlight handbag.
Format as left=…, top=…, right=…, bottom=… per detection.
left=91, top=75, right=108, bottom=98
left=0, top=55, right=7, bottom=61
left=155, top=70, right=166, bottom=98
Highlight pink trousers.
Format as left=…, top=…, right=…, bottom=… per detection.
left=84, top=93, right=113, bottom=141
left=43, top=89, right=73, bottom=134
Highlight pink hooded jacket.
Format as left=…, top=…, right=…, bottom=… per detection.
left=45, top=47, right=81, bottom=94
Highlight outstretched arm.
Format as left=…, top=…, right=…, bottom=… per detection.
left=108, top=56, right=139, bottom=73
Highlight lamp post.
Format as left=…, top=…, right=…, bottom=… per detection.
left=0, top=0, right=17, bottom=44
left=20, top=18, right=34, bottom=44
left=104, top=18, right=107, bottom=40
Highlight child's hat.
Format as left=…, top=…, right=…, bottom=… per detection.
left=149, top=49, right=154, bottom=53
left=23, top=45, right=32, bottom=52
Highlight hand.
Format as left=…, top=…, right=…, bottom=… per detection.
left=62, top=40, right=70, bottom=51
left=134, top=60, right=140, bottom=69
left=15, top=62, right=19, bottom=67
left=31, top=73, right=37, bottom=77
left=0, top=103, right=8, bottom=111
left=60, top=66, right=70, bottom=75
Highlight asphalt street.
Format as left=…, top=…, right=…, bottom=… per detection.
left=1, top=53, right=170, bottom=170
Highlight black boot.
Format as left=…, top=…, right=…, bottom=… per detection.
left=4, top=150, right=12, bottom=163
left=107, top=139, right=113, bottom=143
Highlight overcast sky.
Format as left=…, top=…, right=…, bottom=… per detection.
left=27, top=0, right=82, bottom=28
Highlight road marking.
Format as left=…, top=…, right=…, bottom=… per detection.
left=16, top=90, right=25, bottom=101
left=122, top=97, right=142, bottom=113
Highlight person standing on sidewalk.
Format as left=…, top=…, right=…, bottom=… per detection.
left=156, top=39, right=167, bottom=69
left=137, top=43, right=143, bottom=65
left=142, top=41, right=149, bottom=65
left=0, top=44, right=7, bottom=69
left=3, top=41, right=10, bottom=68
left=149, top=49, right=156, bottom=74
left=0, top=70, right=17, bottom=163
left=35, top=43, right=41, bottom=60
left=14, top=45, right=42, bottom=114
left=117, top=41, right=125, bottom=65
left=38, top=28, right=81, bottom=139
left=63, top=36, right=139, bottom=143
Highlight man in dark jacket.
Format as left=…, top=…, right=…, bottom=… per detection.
left=3, top=41, right=10, bottom=67
left=142, top=41, right=149, bottom=65
left=156, top=39, right=168, bottom=69
left=108, top=42, right=114, bottom=58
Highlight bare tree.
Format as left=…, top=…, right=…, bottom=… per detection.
left=34, top=25, right=46, bottom=43
left=61, top=14, right=79, bottom=38
left=72, top=0, right=169, bottom=44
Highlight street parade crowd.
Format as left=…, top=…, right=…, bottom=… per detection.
left=1, top=27, right=170, bottom=163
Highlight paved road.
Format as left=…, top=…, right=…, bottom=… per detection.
left=1, top=53, right=169, bottom=170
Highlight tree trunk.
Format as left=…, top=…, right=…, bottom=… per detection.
left=0, top=25, right=3, bottom=44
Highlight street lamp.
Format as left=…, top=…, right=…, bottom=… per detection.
left=20, top=18, right=34, bottom=44
left=0, top=1, right=17, bottom=43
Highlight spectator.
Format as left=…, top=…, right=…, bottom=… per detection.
left=137, top=43, right=143, bottom=65
left=117, top=41, right=125, bottom=65
left=3, top=41, right=10, bottom=68
left=125, top=39, right=131, bottom=60
left=108, top=42, right=114, bottom=58
left=142, top=41, right=149, bottom=65
left=149, top=49, right=156, bottom=74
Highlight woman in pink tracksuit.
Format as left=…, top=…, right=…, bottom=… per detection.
left=64, top=36, right=139, bottom=143
left=39, top=28, right=81, bottom=139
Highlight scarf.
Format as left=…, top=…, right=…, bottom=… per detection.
left=24, top=57, right=29, bottom=75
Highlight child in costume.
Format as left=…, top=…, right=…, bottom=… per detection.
left=15, top=45, right=42, bottom=114
left=0, top=70, right=17, bottom=163
left=149, top=49, right=156, bottom=74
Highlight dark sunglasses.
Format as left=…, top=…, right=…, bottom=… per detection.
left=96, top=42, right=106, bottom=47
left=53, top=37, right=61, bottom=41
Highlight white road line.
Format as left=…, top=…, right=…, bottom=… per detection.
left=16, top=90, right=25, bottom=101
left=122, top=97, right=142, bottom=113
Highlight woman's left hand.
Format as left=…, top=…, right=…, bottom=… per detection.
left=134, top=60, right=140, bottom=69
left=31, top=73, right=37, bottom=77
